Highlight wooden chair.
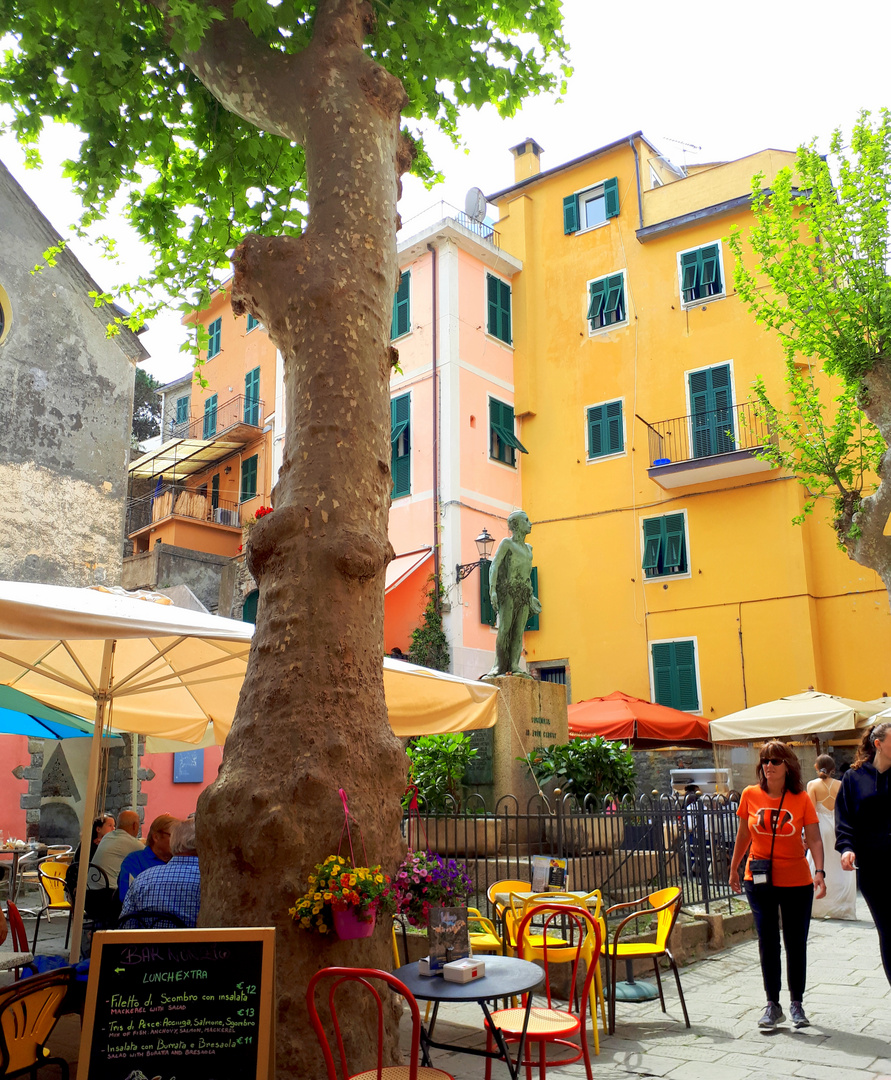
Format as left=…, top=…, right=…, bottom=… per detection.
left=32, top=862, right=72, bottom=952
left=484, top=904, right=602, bottom=1080
left=307, top=966, right=454, bottom=1080
left=603, top=886, right=690, bottom=1034
left=0, top=904, right=35, bottom=981
left=0, top=968, right=72, bottom=1079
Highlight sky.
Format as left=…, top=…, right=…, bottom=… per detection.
left=1, top=0, right=889, bottom=385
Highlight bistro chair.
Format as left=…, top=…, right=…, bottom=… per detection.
left=467, top=907, right=503, bottom=955
left=307, top=966, right=454, bottom=1080
left=10, top=851, right=39, bottom=906
left=32, top=863, right=72, bottom=953
left=0, top=968, right=72, bottom=1079
left=603, top=886, right=689, bottom=1034
left=503, top=892, right=569, bottom=956
left=484, top=904, right=602, bottom=1080
left=0, top=904, right=36, bottom=981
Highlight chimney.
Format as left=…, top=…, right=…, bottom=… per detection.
left=510, top=138, right=544, bottom=182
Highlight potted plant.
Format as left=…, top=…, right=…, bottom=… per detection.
left=290, top=855, right=394, bottom=939
left=392, top=850, right=474, bottom=927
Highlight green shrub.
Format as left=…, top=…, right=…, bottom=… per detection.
left=406, top=733, right=478, bottom=812
left=520, top=737, right=636, bottom=803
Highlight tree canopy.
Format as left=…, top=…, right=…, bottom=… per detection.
left=728, top=109, right=891, bottom=588
left=0, top=0, right=569, bottom=327
left=131, top=366, right=162, bottom=444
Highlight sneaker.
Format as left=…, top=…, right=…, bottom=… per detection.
left=758, top=1002, right=785, bottom=1030
left=790, top=1001, right=810, bottom=1028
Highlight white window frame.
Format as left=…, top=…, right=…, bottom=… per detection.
left=677, top=240, right=726, bottom=308
left=684, top=358, right=736, bottom=458
left=584, top=396, right=626, bottom=464
left=571, top=176, right=613, bottom=235
left=585, top=269, right=629, bottom=337
left=647, top=635, right=703, bottom=716
left=639, top=510, right=691, bottom=582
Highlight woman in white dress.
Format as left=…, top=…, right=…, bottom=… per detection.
left=807, top=754, right=857, bottom=919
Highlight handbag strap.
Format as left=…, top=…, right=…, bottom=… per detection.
left=767, top=789, right=787, bottom=866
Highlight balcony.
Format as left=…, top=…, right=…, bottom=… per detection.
left=126, top=483, right=262, bottom=557
left=165, top=393, right=264, bottom=444
left=639, top=401, right=777, bottom=489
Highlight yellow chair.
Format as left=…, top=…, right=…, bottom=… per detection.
left=32, top=861, right=72, bottom=952
left=504, top=891, right=569, bottom=955
left=603, top=886, right=690, bottom=1034
left=518, top=890, right=607, bottom=1036
left=486, top=878, right=532, bottom=954
left=0, top=968, right=72, bottom=1079
left=467, top=907, right=503, bottom=955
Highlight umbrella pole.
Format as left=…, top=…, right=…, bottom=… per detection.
left=68, top=640, right=114, bottom=964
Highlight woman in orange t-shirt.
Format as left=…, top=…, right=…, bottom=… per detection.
left=729, top=741, right=825, bottom=1031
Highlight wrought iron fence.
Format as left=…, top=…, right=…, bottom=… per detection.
left=404, top=790, right=740, bottom=920
left=160, top=394, right=264, bottom=442
left=640, top=400, right=772, bottom=467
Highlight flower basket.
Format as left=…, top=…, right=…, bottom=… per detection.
left=392, top=850, right=474, bottom=928
left=333, top=905, right=378, bottom=940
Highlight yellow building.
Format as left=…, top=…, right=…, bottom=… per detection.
left=490, top=134, right=891, bottom=716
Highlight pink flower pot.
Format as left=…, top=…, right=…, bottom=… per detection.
left=333, top=906, right=377, bottom=940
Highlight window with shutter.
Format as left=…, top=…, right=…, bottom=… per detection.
left=524, top=566, right=540, bottom=631
left=391, top=270, right=411, bottom=340
left=240, top=454, right=258, bottom=502
left=587, top=271, right=627, bottom=331
left=563, top=178, right=620, bottom=235
left=486, top=274, right=512, bottom=344
left=246, top=314, right=260, bottom=331
left=390, top=393, right=411, bottom=497
left=479, top=559, right=496, bottom=626
left=202, top=394, right=218, bottom=438
left=211, top=473, right=220, bottom=510
left=678, top=242, right=724, bottom=304
left=244, top=367, right=260, bottom=425
left=489, top=398, right=527, bottom=467
left=175, top=396, right=189, bottom=425
left=650, top=639, right=699, bottom=711
left=689, top=364, right=735, bottom=459
left=207, top=317, right=222, bottom=358
left=586, top=400, right=624, bottom=459
left=642, top=513, right=688, bottom=578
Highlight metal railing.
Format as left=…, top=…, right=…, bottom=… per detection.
left=162, top=394, right=265, bottom=443
left=640, top=400, right=772, bottom=468
left=126, top=483, right=244, bottom=536
left=397, top=200, right=500, bottom=247
left=404, top=790, right=740, bottom=920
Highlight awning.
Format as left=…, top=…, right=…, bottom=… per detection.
left=128, top=437, right=248, bottom=480
left=385, top=548, right=433, bottom=593
left=568, top=691, right=711, bottom=748
left=710, top=691, right=883, bottom=742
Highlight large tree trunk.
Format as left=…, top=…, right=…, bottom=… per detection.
left=838, top=359, right=891, bottom=604
left=194, top=3, right=412, bottom=1075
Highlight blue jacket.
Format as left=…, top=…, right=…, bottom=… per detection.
left=118, top=846, right=165, bottom=901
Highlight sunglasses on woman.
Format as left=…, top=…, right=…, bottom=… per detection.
left=761, top=758, right=785, bottom=767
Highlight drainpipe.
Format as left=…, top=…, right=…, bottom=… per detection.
left=427, top=243, right=440, bottom=592
left=629, top=137, right=643, bottom=231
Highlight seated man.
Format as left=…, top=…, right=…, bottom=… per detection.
left=120, top=819, right=201, bottom=928
left=91, top=809, right=142, bottom=886
left=118, top=813, right=178, bottom=903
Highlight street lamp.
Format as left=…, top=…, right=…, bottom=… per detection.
left=455, top=528, right=495, bottom=582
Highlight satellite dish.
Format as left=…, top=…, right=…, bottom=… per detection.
left=464, top=186, right=487, bottom=224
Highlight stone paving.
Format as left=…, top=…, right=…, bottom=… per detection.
left=6, top=896, right=890, bottom=1078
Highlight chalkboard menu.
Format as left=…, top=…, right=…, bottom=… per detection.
left=78, top=927, right=275, bottom=1080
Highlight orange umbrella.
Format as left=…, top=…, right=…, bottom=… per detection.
left=568, top=691, right=711, bottom=748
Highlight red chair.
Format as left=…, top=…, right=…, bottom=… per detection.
left=484, top=904, right=602, bottom=1080
left=307, top=967, right=454, bottom=1080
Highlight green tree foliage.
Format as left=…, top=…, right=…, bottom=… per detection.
left=406, top=732, right=478, bottom=812
left=521, top=737, right=637, bottom=803
left=131, top=366, right=162, bottom=445
left=728, top=110, right=891, bottom=592
left=407, top=575, right=449, bottom=672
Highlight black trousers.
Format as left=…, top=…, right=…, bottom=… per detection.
left=858, top=863, right=891, bottom=987
left=744, top=881, right=813, bottom=1003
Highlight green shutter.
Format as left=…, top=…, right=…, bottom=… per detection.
left=651, top=640, right=698, bottom=711
left=207, top=318, right=222, bottom=358
left=587, top=404, right=603, bottom=458
left=651, top=643, right=675, bottom=707
left=664, top=514, right=687, bottom=573
left=605, top=400, right=623, bottom=453
left=680, top=250, right=700, bottom=302
left=587, top=279, right=607, bottom=326
left=563, top=194, right=580, bottom=235
left=673, top=640, right=699, bottom=710
left=642, top=518, right=663, bottom=575
left=244, top=367, right=260, bottom=425
left=487, top=274, right=511, bottom=344
left=391, top=270, right=411, bottom=339
left=479, top=558, right=496, bottom=626
left=604, top=177, right=620, bottom=219
left=242, top=589, right=259, bottom=624
left=246, top=313, right=259, bottom=331
left=240, top=454, right=258, bottom=502
left=604, top=274, right=625, bottom=325
left=390, top=393, right=411, bottom=497
left=690, top=364, right=734, bottom=458
left=202, top=394, right=217, bottom=438
left=700, top=244, right=721, bottom=293
left=490, top=399, right=526, bottom=464
left=176, top=396, right=189, bottom=424
left=524, top=566, right=539, bottom=631
left=211, top=473, right=220, bottom=510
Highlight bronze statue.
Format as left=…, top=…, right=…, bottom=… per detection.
left=484, top=510, right=541, bottom=679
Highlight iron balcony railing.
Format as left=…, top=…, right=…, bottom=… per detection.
left=126, top=483, right=247, bottom=536
left=640, top=400, right=772, bottom=468
left=397, top=200, right=500, bottom=247
left=161, top=394, right=265, bottom=444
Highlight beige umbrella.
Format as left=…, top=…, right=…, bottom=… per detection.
left=0, top=581, right=499, bottom=958
left=710, top=690, right=884, bottom=742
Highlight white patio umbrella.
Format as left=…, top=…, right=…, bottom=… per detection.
left=710, top=690, right=883, bottom=742
left=0, top=580, right=499, bottom=957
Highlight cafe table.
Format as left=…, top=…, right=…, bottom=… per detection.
left=492, top=889, right=598, bottom=909
left=393, top=954, right=543, bottom=1080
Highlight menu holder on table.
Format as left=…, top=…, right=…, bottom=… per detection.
left=426, top=906, right=471, bottom=972
left=530, top=855, right=569, bottom=893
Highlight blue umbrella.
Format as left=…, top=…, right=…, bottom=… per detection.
left=0, top=685, right=120, bottom=740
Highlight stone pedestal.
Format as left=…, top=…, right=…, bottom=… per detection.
left=490, top=676, right=568, bottom=808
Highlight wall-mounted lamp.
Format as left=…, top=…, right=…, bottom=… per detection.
left=224, top=465, right=232, bottom=475
left=455, top=528, right=495, bottom=582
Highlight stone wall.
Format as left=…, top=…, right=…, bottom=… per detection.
left=121, top=542, right=230, bottom=613
left=631, top=747, right=717, bottom=796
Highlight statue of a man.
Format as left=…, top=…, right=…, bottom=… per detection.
left=485, top=510, right=541, bottom=678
